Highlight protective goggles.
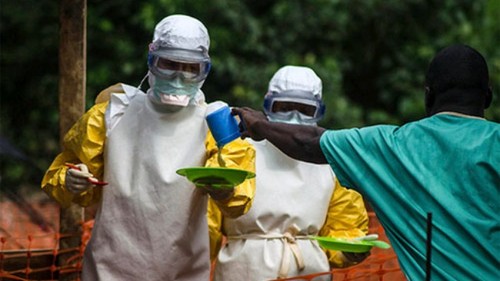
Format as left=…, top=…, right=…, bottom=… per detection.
left=263, top=90, right=325, bottom=123
left=148, top=46, right=210, bottom=83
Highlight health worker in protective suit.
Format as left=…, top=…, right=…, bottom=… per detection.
left=208, top=66, right=370, bottom=281
left=41, top=15, right=255, bottom=281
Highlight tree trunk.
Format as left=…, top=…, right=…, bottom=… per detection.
left=58, top=0, right=87, bottom=280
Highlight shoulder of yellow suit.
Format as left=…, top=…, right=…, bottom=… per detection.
left=94, top=83, right=126, bottom=104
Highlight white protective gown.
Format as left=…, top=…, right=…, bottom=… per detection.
left=82, top=85, right=210, bottom=280
left=214, top=139, right=335, bottom=281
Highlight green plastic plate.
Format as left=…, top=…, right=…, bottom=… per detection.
left=176, top=167, right=255, bottom=189
left=311, top=236, right=391, bottom=253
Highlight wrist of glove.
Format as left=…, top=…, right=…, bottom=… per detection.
left=341, top=234, right=376, bottom=263
left=342, top=251, right=370, bottom=263
left=200, top=185, right=235, bottom=201
left=65, top=163, right=97, bottom=194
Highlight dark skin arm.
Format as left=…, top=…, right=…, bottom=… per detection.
left=232, top=107, right=328, bottom=164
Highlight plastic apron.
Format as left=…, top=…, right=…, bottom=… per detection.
left=214, top=140, right=335, bottom=281
left=82, top=89, right=210, bottom=281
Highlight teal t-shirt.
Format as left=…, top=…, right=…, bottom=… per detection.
left=319, top=114, right=500, bottom=281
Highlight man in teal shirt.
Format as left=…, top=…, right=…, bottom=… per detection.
left=233, top=44, right=499, bottom=280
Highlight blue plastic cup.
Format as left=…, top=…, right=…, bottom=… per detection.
left=206, top=101, right=241, bottom=147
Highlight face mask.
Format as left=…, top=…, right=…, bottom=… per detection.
left=267, top=111, right=317, bottom=126
left=263, top=90, right=325, bottom=124
left=151, top=75, right=200, bottom=106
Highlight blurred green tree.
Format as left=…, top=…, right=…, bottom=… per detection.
left=1, top=0, right=498, bottom=191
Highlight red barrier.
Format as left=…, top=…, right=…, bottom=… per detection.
left=1, top=198, right=405, bottom=281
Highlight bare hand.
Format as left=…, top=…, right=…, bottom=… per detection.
left=231, top=107, right=268, bottom=141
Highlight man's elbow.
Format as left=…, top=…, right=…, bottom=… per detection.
left=303, top=142, right=328, bottom=164
left=294, top=128, right=327, bottom=164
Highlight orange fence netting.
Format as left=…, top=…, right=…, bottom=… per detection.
left=1, top=197, right=405, bottom=281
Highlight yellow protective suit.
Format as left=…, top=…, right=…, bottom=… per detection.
left=41, top=83, right=255, bottom=280
left=209, top=181, right=368, bottom=267
left=208, top=140, right=368, bottom=280
left=41, top=84, right=255, bottom=214
left=41, top=103, right=255, bottom=213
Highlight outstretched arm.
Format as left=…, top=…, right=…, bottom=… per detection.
left=232, top=107, right=328, bottom=164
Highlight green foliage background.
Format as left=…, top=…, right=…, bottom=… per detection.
left=1, top=0, right=499, bottom=190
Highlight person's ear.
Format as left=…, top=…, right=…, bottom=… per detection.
left=484, top=87, right=493, bottom=109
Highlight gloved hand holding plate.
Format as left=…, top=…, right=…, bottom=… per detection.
left=176, top=167, right=255, bottom=189
left=311, top=236, right=391, bottom=253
